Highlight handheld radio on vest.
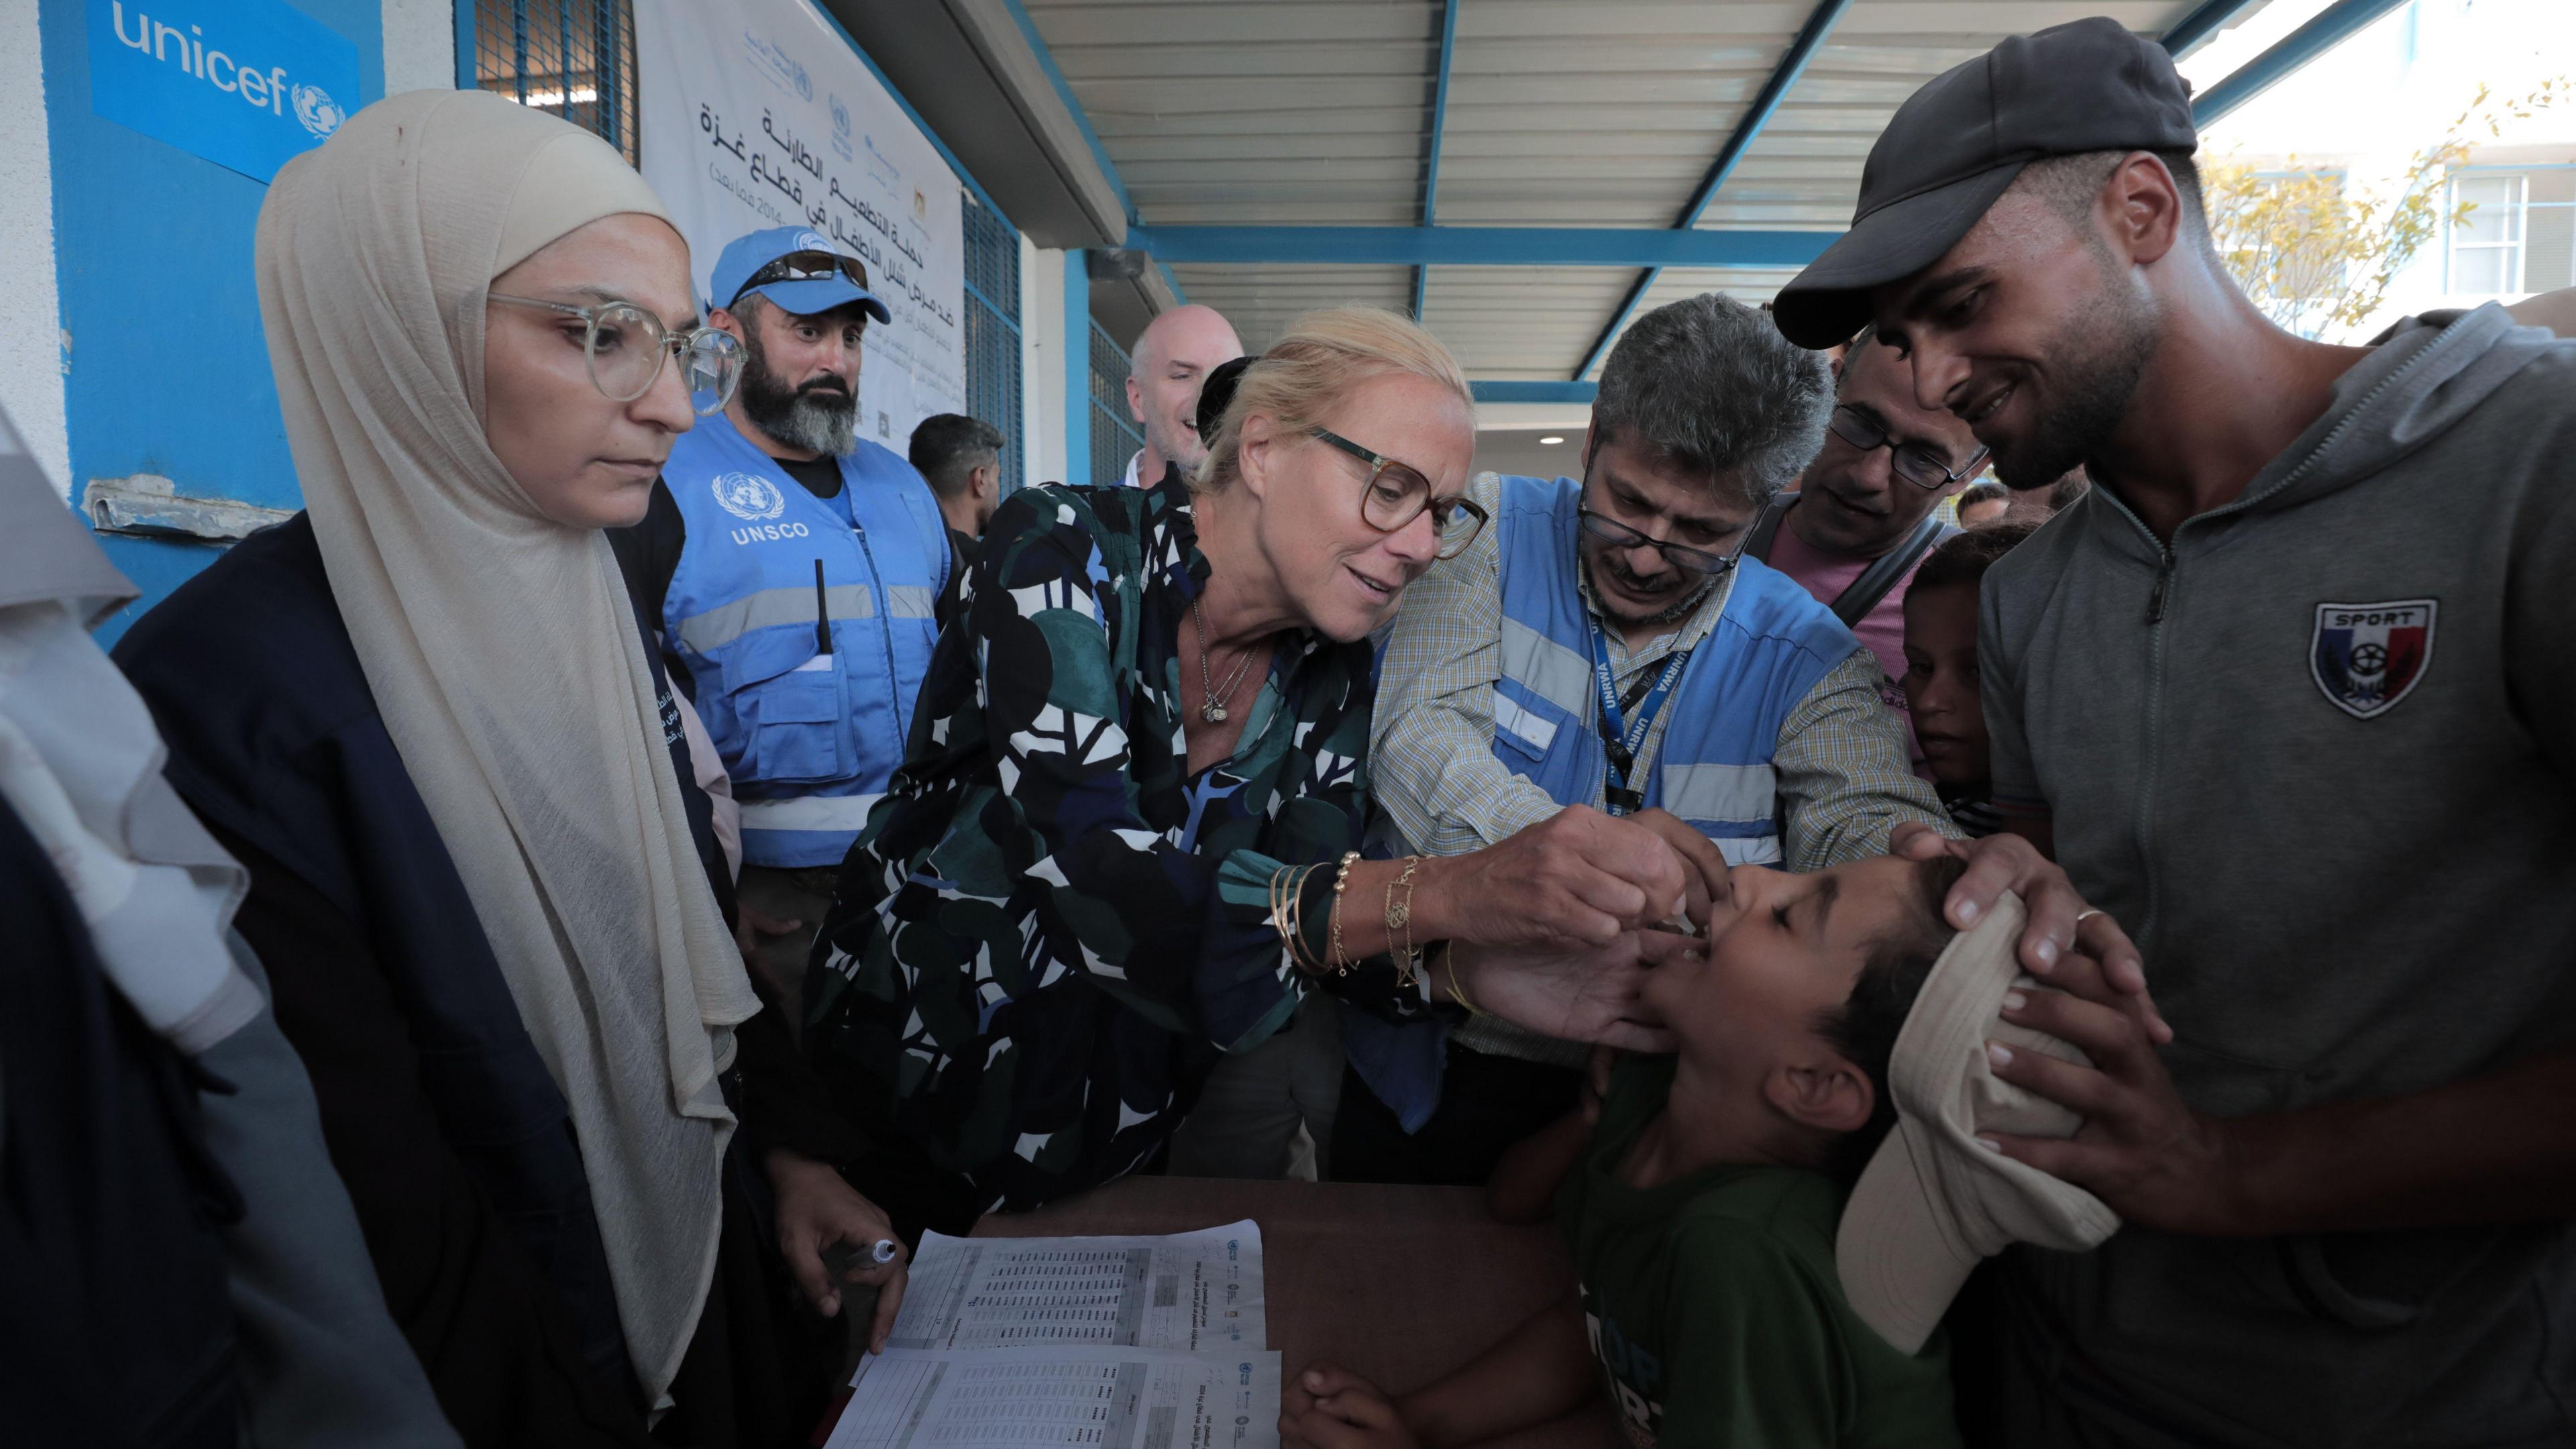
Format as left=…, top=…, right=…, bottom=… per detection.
left=812, top=559, right=832, bottom=657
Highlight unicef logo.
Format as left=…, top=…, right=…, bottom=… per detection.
left=830, top=96, right=851, bottom=137
left=711, top=472, right=786, bottom=522
left=290, top=83, right=345, bottom=140
left=794, top=231, right=835, bottom=254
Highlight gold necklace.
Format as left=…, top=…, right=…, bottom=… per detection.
left=1189, top=594, right=1259, bottom=724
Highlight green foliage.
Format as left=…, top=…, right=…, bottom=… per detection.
left=2204, top=78, right=2567, bottom=337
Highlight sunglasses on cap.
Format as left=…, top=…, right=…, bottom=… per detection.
left=727, top=249, right=871, bottom=311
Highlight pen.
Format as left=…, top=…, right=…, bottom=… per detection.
left=821, top=1238, right=902, bottom=1282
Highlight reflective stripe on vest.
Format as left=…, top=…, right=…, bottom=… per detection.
left=1660, top=761, right=1780, bottom=835
left=738, top=794, right=886, bottom=832
left=678, top=582, right=877, bottom=656
left=1484, top=473, right=1857, bottom=843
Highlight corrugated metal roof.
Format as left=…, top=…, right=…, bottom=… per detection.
left=1024, top=0, right=2259, bottom=380
left=1026, top=0, right=1444, bottom=225
left=1167, top=263, right=1417, bottom=352
left=1422, top=266, right=1645, bottom=377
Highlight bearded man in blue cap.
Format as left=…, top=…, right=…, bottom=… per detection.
left=619, top=227, right=949, bottom=1006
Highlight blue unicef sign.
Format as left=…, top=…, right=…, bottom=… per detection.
left=88, top=0, right=362, bottom=183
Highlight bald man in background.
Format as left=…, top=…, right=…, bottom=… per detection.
left=1121, top=304, right=1244, bottom=488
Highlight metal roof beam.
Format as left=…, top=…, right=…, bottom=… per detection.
left=1413, top=0, right=1460, bottom=321
left=2158, top=0, right=2267, bottom=58
left=1472, top=382, right=1599, bottom=405
left=1126, top=225, right=1838, bottom=268
left=1571, top=0, right=1856, bottom=382
left=818, top=0, right=1131, bottom=246
left=2192, top=0, right=2412, bottom=126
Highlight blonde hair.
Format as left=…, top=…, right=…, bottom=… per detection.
left=1191, top=306, right=1473, bottom=494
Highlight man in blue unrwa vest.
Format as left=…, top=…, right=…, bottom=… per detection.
left=1345, top=292, right=1962, bottom=1183
left=617, top=227, right=949, bottom=1007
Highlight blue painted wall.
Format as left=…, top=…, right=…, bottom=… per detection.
left=40, top=0, right=386, bottom=642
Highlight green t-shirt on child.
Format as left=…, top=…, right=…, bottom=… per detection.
left=1553, top=1055, right=1961, bottom=1448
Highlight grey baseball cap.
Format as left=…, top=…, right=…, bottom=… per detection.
left=1772, top=17, right=2199, bottom=350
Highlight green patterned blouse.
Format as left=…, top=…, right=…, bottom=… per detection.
left=807, top=474, right=1442, bottom=1213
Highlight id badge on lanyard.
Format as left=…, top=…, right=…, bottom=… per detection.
left=1585, top=617, right=1691, bottom=817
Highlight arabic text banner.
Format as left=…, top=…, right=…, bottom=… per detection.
left=637, top=0, right=966, bottom=451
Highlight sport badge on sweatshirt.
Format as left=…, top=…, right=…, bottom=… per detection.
left=2310, top=599, right=2436, bottom=720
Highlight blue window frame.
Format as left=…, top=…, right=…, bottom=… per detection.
left=963, top=193, right=1025, bottom=494
left=461, top=0, right=637, bottom=164
left=1088, top=320, right=1142, bottom=489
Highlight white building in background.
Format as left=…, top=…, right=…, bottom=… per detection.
left=2178, top=0, right=2576, bottom=341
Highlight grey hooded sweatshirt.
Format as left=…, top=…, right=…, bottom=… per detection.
left=1978, top=303, right=2576, bottom=1448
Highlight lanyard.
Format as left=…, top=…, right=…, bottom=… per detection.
left=1585, top=615, right=1693, bottom=816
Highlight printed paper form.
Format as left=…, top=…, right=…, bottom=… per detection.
left=826, top=1346, right=1281, bottom=1449
left=887, top=1220, right=1265, bottom=1353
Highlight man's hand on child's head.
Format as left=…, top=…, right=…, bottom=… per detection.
left=1889, top=823, right=2173, bottom=1044
left=1984, top=971, right=2244, bottom=1236
left=1282, top=1364, right=1421, bottom=1449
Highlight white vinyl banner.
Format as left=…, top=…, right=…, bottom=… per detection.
left=637, top=0, right=965, bottom=450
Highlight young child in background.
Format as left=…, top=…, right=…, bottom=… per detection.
left=1279, top=852, right=1972, bottom=1449
left=1900, top=523, right=2037, bottom=840
left=1951, top=481, right=2010, bottom=528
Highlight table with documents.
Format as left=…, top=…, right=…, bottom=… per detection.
left=816, top=1177, right=1613, bottom=1449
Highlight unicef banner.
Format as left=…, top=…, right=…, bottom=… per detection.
left=637, top=0, right=967, bottom=451
left=88, top=0, right=360, bottom=182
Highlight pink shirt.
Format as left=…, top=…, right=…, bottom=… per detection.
left=1761, top=504, right=1929, bottom=771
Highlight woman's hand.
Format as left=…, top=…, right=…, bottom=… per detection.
left=1418, top=806, right=1689, bottom=951
left=764, top=1149, right=910, bottom=1353
left=1444, top=933, right=1687, bottom=1052
left=1282, top=1363, right=1423, bottom=1449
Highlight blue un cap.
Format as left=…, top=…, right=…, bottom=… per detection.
left=708, top=226, right=893, bottom=324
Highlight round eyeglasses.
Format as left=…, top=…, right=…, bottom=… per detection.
left=488, top=292, right=744, bottom=416
left=1574, top=506, right=1746, bottom=578
left=1825, top=405, right=1989, bottom=491
left=1309, top=427, right=1489, bottom=561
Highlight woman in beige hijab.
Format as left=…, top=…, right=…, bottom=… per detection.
left=116, top=90, right=902, bottom=1448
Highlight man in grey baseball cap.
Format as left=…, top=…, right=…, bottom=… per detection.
left=1772, top=17, right=2196, bottom=353
left=1787, top=15, right=2576, bottom=1448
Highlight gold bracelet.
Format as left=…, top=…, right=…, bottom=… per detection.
left=1269, top=863, right=1295, bottom=945
left=1443, top=941, right=1481, bottom=1016
left=1383, top=855, right=1423, bottom=988
left=1328, top=851, right=1360, bottom=976
left=1270, top=864, right=1305, bottom=969
left=1285, top=865, right=1317, bottom=973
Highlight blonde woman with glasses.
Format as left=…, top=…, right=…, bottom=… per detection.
left=805, top=307, right=1707, bottom=1226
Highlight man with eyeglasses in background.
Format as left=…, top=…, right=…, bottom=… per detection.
left=1343, top=294, right=1961, bottom=1183
left=1744, top=331, right=1992, bottom=771
left=614, top=227, right=949, bottom=1013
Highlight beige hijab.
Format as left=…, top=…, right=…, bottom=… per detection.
left=254, top=89, right=760, bottom=1404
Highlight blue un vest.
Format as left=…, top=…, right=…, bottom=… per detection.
left=662, top=414, right=949, bottom=867
left=1487, top=474, right=1858, bottom=865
